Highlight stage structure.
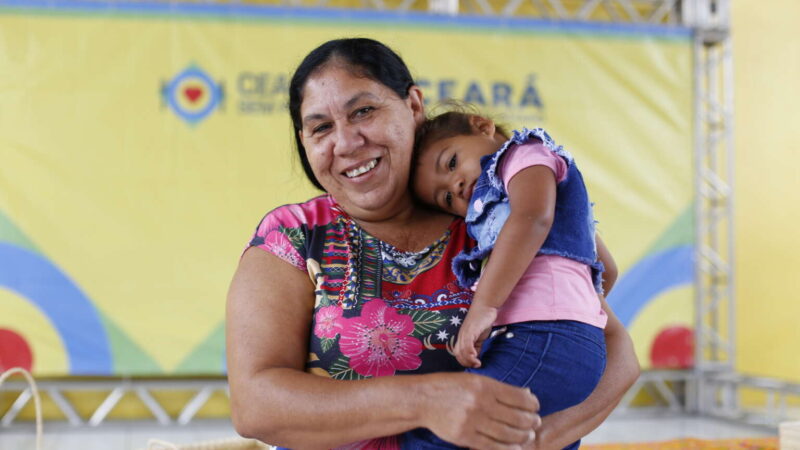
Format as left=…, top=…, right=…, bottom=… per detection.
left=1, top=0, right=800, bottom=430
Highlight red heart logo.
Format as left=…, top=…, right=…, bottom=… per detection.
left=184, top=87, right=203, bottom=103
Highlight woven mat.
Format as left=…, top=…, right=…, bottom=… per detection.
left=583, top=437, right=778, bottom=450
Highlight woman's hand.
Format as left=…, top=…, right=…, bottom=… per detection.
left=228, top=249, right=542, bottom=449
left=420, top=372, right=542, bottom=449
left=454, top=304, right=498, bottom=368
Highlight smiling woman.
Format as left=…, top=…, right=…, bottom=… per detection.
left=226, top=37, right=639, bottom=450
left=297, top=65, right=424, bottom=222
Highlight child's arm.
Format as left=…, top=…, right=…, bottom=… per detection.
left=454, top=165, right=557, bottom=368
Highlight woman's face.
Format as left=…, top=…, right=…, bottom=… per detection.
left=299, top=65, right=425, bottom=222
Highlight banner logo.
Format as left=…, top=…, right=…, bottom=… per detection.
left=161, top=65, right=224, bottom=125
left=160, top=67, right=543, bottom=125
left=417, top=74, right=545, bottom=123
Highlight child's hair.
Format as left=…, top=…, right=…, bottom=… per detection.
left=411, top=106, right=509, bottom=191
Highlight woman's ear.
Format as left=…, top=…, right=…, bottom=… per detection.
left=469, top=115, right=496, bottom=137
left=407, top=85, right=426, bottom=125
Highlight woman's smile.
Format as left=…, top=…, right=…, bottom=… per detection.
left=343, top=157, right=380, bottom=179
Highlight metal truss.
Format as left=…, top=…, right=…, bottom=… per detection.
left=615, top=370, right=695, bottom=415
left=705, top=373, right=800, bottom=428
left=424, top=0, right=682, bottom=21
left=612, top=370, right=800, bottom=431
left=0, top=378, right=229, bottom=428
left=689, top=0, right=737, bottom=416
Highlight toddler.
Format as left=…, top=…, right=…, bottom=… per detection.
left=402, top=111, right=613, bottom=450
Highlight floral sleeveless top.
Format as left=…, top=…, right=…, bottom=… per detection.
left=248, top=195, right=474, bottom=449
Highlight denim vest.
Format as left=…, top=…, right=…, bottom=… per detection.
left=452, top=128, right=605, bottom=292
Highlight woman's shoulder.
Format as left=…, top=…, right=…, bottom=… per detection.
left=255, top=194, right=337, bottom=232
left=245, top=195, right=337, bottom=270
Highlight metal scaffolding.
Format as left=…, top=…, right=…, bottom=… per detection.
left=2, top=0, right=800, bottom=430
left=688, top=0, right=738, bottom=418
left=1, top=378, right=229, bottom=427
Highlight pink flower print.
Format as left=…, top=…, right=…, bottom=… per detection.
left=263, top=230, right=304, bottom=270
left=314, top=305, right=344, bottom=339
left=338, top=299, right=422, bottom=377
left=334, top=436, right=400, bottom=450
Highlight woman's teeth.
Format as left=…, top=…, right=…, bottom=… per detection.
left=345, top=159, right=377, bottom=178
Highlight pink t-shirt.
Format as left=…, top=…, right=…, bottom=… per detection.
left=492, top=142, right=607, bottom=329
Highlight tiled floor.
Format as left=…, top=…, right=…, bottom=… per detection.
left=583, top=415, right=776, bottom=444
left=0, top=415, right=778, bottom=449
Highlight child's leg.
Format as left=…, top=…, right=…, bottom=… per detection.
left=401, top=321, right=605, bottom=450
left=471, top=321, right=606, bottom=448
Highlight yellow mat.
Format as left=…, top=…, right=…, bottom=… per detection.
left=584, top=437, right=778, bottom=450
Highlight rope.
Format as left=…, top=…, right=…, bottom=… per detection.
left=0, top=367, right=43, bottom=450
left=146, top=437, right=272, bottom=449
left=0, top=367, right=268, bottom=450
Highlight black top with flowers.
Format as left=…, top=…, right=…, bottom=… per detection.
left=248, top=195, right=475, bottom=381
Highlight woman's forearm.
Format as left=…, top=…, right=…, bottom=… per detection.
left=228, top=250, right=423, bottom=447
left=231, top=368, right=424, bottom=447
left=232, top=367, right=541, bottom=449
left=228, top=249, right=540, bottom=449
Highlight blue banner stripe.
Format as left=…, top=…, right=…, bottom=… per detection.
left=0, top=243, right=112, bottom=374
left=607, top=245, right=694, bottom=327
left=0, top=0, right=692, bottom=39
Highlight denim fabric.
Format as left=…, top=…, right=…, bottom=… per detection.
left=401, top=321, right=607, bottom=450
left=451, top=128, right=604, bottom=292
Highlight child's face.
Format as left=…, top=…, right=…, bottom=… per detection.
left=413, top=133, right=500, bottom=216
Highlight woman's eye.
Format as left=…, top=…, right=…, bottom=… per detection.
left=445, top=192, right=453, bottom=208
left=311, top=123, right=331, bottom=135
left=448, top=155, right=457, bottom=171
left=353, top=106, right=374, bottom=118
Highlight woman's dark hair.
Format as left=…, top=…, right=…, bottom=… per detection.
left=289, top=38, right=416, bottom=191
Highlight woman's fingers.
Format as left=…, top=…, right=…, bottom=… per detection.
left=494, top=384, right=540, bottom=414
left=489, top=396, right=541, bottom=431
left=423, top=373, right=541, bottom=449
left=476, top=417, right=537, bottom=446
left=469, top=430, right=533, bottom=450
left=469, top=379, right=541, bottom=444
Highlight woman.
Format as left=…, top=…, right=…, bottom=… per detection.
left=226, top=38, right=639, bottom=449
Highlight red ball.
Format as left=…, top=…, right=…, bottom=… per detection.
left=0, top=328, right=33, bottom=372
left=650, top=325, right=694, bottom=369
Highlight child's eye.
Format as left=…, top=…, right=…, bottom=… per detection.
left=448, top=155, right=457, bottom=171
left=445, top=192, right=453, bottom=208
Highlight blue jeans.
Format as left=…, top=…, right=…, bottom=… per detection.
left=401, top=320, right=606, bottom=450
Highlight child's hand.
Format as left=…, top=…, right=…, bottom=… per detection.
left=454, top=304, right=498, bottom=368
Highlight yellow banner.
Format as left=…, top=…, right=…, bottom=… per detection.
left=0, top=3, right=693, bottom=375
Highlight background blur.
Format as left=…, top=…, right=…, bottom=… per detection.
left=0, top=0, right=798, bottom=446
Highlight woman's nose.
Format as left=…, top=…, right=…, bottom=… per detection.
left=332, top=124, right=365, bottom=156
